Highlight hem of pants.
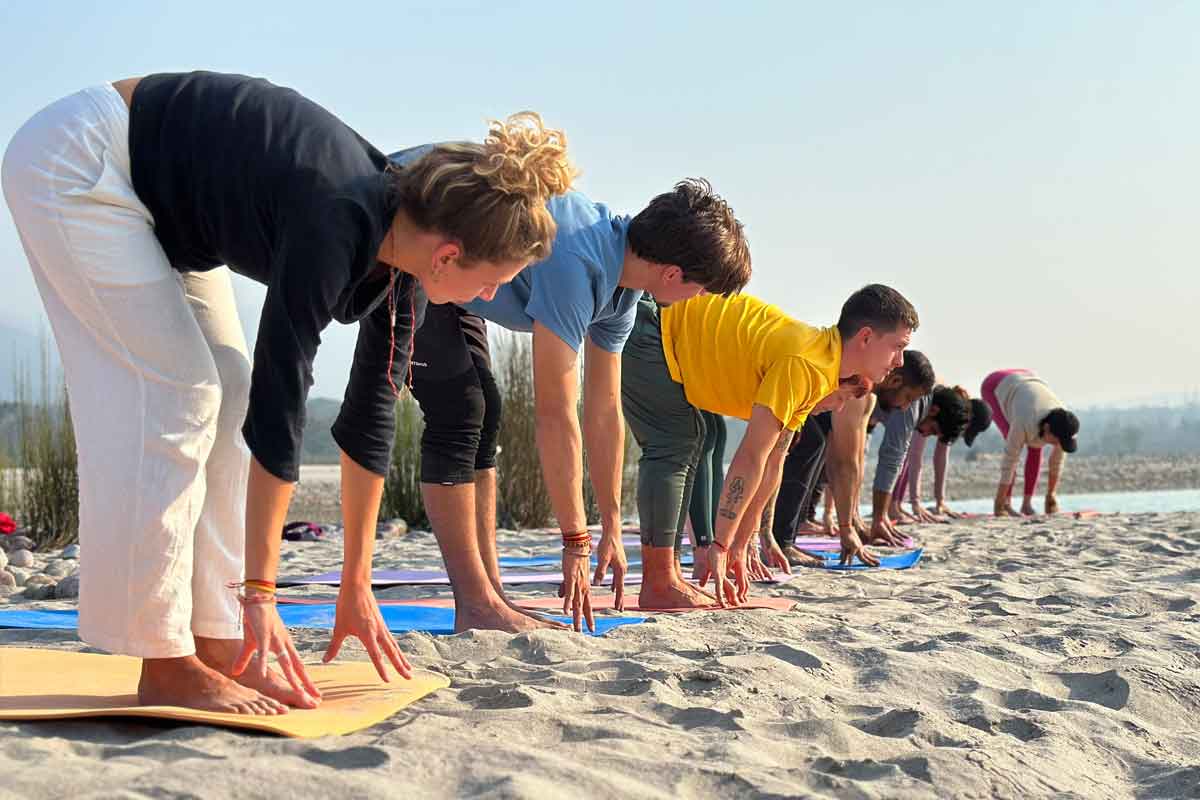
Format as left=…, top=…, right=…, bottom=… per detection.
left=81, top=626, right=197, bottom=660
left=191, top=617, right=242, bottom=641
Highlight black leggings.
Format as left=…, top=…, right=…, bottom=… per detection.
left=409, top=303, right=501, bottom=485
left=772, top=412, right=832, bottom=546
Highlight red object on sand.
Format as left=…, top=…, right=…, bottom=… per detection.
left=0, top=513, right=15, bottom=535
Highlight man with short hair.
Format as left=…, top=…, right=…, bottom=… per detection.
left=622, top=284, right=919, bottom=608
left=890, top=397, right=992, bottom=522
left=402, top=167, right=752, bottom=632
left=769, top=350, right=936, bottom=565
left=868, top=384, right=972, bottom=544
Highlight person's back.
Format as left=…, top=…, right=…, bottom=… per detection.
left=660, top=292, right=841, bottom=429
left=995, top=371, right=1065, bottom=446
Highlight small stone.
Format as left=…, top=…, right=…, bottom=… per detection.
left=24, top=574, right=55, bottom=588
left=22, top=583, right=55, bottom=601
left=375, top=519, right=407, bottom=540
left=55, top=572, right=80, bottom=599
left=43, top=560, right=74, bottom=578
left=60, top=544, right=80, bottom=559
left=7, top=549, right=34, bottom=568
left=2, top=535, right=35, bottom=552
left=0, top=570, right=15, bottom=589
left=0, top=584, right=19, bottom=599
left=0, top=549, right=7, bottom=570
left=7, top=567, right=32, bottom=587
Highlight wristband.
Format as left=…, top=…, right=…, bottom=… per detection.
left=711, top=539, right=728, bottom=552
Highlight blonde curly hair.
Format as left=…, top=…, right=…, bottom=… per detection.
left=391, top=112, right=577, bottom=265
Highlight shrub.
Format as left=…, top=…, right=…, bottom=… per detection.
left=13, top=348, right=78, bottom=549
left=380, top=392, right=427, bottom=527
left=493, top=331, right=554, bottom=528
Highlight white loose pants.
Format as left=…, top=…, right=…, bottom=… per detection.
left=2, top=85, right=249, bottom=657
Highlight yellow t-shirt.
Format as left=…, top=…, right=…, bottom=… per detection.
left=659, top=293, right=841, bottom=430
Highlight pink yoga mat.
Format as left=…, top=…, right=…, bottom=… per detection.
left=278, top=568, right=802, bottom=589
left=519, top=594, right=797, bottom=613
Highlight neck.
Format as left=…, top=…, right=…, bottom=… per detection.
left=617, top=246, right=657, bottom=291
left=379, top=210, right=433, bottom=282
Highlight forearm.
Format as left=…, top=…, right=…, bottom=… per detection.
left=582, top=402, right=624, bottom=532
left=827, top=452, right=857, bottom=533
left=1047, top=450, right=1064, bottom=496
left=715, top=452, right=770, bottom=548
left=933, top=441, right=950, bottom=504
left=245, top=456, right=296, bottom=583
left=536, top=410, right=588, bottom=534
left=339, top=450, right=385, bottom=586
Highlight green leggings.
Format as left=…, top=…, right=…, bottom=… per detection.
left=687, top=411, right=725, bottom=547
left=621, top=296, right=705, bottom=549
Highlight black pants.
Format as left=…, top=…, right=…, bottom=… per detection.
left=772, top=412, right=832, bottom=546
left=408, top=302, right=501, bottom=485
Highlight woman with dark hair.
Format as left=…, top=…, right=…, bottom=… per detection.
left=2, top=71, right=574, bottom=715
left=981, top=369, right=1079, bottom=517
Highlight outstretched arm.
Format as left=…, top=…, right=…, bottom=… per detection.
left=532, top=322, right=592, bottom=631
left=581, top=339, right=628, bottom=608
left=826, top=395, right=879, bottom=566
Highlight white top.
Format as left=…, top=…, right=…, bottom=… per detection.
left=996, top=372, right=1066, bottom=485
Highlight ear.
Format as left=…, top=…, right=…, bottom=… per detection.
left=432, top=240, right=462, bottom=269
left=660, top=265, right=683, bottom=285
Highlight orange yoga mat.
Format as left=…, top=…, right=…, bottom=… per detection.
left=0, top=648, right=449, bottom=738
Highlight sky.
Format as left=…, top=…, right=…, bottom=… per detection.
left=0, top=1, right=1197, bottom=408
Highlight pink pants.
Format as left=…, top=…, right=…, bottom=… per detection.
left=981, top=369, right=1042, bottom=498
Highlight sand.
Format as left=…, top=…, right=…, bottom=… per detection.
left=1, top=509, right=1198, bottom=798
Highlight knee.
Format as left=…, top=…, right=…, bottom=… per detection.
left=414, top=371, right=484, bottom=484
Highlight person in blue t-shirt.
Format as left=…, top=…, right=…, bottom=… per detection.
left=397, top=162, right=753, bottom=633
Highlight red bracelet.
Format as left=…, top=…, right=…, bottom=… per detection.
left=561, top=531, right=591, bottom=544
left=712, top=539, right=729, bottom=552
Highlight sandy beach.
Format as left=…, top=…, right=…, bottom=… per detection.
left=1, top=505, right=1197, bottom=798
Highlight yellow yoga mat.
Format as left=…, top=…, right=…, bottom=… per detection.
left=0, top=648, right=449, bottom=738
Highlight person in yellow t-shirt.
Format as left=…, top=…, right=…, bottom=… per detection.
left=620, top=284, right=919, bottom=608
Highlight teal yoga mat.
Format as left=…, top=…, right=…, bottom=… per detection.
left=0, top=605, right=644, bottom=638
left=799, top=548, right=924, bottom=570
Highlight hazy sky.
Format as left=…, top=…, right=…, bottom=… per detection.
left=1, top=1, right=1196, bottom=407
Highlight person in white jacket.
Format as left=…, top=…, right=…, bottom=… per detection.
left=981, top=369, right=1080, bottom=516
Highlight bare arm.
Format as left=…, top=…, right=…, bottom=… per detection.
left=245, top=456, right=296, bottom=585
left=532, top=322, right=587, bottom=536
left=737, top=428, right=793, bottom=552
left=714, top=405, right=784, bottom=547
left=581, top=340, right=624, bottom=537
left=933, top=440, right=950, bottom=507
left=827, top=394, right=871, bottom=536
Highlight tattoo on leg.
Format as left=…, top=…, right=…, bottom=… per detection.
left=718, top=477, right=744, bottom=520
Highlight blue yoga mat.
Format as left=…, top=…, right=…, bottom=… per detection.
left=799, top=548, right=924, bottom=571
left=0, top=605, right=644, bottom=638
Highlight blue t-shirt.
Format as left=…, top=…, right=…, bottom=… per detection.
left=389, top=146, right=641, bottom=352
left=462, top=192, right=641, bottom=353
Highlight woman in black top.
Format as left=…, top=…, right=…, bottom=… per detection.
left=2, top=71, right=575, bottom=715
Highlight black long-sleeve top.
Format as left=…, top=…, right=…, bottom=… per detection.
left=128, top=71, right=422, bottom=481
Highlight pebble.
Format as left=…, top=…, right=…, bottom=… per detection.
left=0, top=584, right=19, bottom=599
left=1, top=535, right=35, bottom=552
left=0, top=570, right=15, bottom=589
left=60, top=544, right=80, bottom=559
left=55, top=572, right=80, bottom=599
left=7, top=549, right=34, bottom=568
left=376, top=519, right=408, bottom=540
left=7, top=567, right=32, bottom=587
left=23, top=574, right=57, bottom=599
left=43, top=560, right=74, bottom=578
left=0, top=549, right=7, bottom=570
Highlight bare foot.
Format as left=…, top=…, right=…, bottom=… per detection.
left=138, top=655, right=286, bottom=715
left=781, top=545, right=823, bottom=567
left=455, top=600, right=565, bottom=633
left=638, top=579, right=717, bottom=610
left=195, top=638, right=319, bottom=709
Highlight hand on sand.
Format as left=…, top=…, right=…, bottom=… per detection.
left=234, top=602, right=322, bottom=704
left=912, top=504, right=945, bottom=524
left=560, top=549, right=595, bottom=633
left=700, top=544, right=739, bottom=607
left=729, top=551, right=752, bottom=604
left=322, top=583, right=413, bottom=681
left=1044, top=494, right=1059, bottom=515
left=868, top=517, right=905, bottom=547
left=933, top=502, right=965, bottom=519
left=592, top=533, right=628, bottom=611
left=746, top=542, right=771, bottom=583
left=838, top=528, right=879, bottom=567
left=760, top=536, right=793, bottom=576
left=890, top=505, right=916, bottom=525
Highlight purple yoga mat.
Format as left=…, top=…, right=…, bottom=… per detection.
left=592, top=534, right=915, bottom=551
left=278, top=568, right=801, bottom=588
